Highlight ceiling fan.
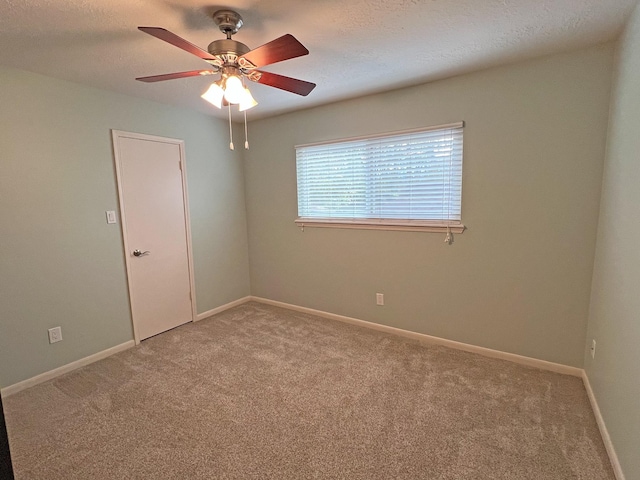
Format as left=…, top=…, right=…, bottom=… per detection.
left=136, top=9, right=316, bottom=111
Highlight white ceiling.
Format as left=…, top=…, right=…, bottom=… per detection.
left=0, top=0, right=636, bottom=121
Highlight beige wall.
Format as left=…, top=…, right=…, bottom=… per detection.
left=0, top=67, right=250, bottom=388
left=585, top=1, right=640, bottom=477
left=244, top=44, right=614, bottom=368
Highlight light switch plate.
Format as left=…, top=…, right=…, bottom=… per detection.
left=106, top=210, right=117, bottom=224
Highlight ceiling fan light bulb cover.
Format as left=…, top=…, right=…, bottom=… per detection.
left=223, top=75, right=245, bottom=104
left=239, top=88, right=258, bottom=111
left=201, top=82, right=224, bottom=108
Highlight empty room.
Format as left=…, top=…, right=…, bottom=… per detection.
left=1, top=0, right=639, bottom=479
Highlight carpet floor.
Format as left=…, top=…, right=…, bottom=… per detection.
left=4, top=302, right=614, bottom=479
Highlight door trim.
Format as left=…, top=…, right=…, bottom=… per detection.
left=111, top=130, right=197, bottom=344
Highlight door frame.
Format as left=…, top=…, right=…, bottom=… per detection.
left=111, top=130, right=197, bottom=344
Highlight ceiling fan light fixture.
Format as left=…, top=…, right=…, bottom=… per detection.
left=138, top=10, right=315, bottom=120
left=238, top=87, right=258, bottom=111
left=201, top=82, right=224, bottom=108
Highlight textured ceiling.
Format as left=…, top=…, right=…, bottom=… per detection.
left=0, top=0, right=636, bottom=121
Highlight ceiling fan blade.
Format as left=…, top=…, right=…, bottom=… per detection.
left=136, top=70, right=217, bottom=83
left=138, top=27, right=216, bottom=61
left=240, top=34, right=309, bottom=68
left=250, top=71, right=316, bottom=96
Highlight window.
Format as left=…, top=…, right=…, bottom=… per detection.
left=295, top=122, right=465, bottom=232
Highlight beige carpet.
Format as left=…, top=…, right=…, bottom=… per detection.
left=4, top=302, right=614, bottom=479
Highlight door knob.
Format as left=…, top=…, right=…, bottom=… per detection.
left=133, top=249, right=151, bottom=257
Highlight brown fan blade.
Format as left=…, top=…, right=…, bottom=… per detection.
left=138, top=27, right=216, bottom=61
left=250, top=71, right=316, bottom=96
left=136, top=70, right=217, bottom=83
left=240, top=34, right=309, bottom=68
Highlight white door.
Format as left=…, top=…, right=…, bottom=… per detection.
left=112, top=131, right=196, bottom=342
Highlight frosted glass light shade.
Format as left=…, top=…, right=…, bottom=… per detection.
left=223, top=75, right=245, bottom=104
left=201, top=83, right=224, bottom=108
left=238, top=87, right=258, bottom=111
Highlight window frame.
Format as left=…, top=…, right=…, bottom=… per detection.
left=294, top=122, right=466, bottom=233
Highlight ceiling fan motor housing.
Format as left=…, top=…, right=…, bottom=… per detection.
left=207, top=39, right=254, bottom=72
left=208, top=39, right=250, bottom=58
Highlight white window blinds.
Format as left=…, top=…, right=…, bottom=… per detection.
left=295, top=122, right=464, bottom=228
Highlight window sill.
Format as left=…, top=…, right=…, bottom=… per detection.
left=294, top=218, right=466, bottom=233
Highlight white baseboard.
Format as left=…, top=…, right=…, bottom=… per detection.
left=582, top=371, right=625, bottom=480
left=1, top=340, right=135, bottom=398
left=195, top=296, right=252, bottom=321
left=250, top=296, right=583, bottom=377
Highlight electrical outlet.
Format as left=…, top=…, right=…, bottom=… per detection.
left=590, top=339, right=596, bottom=359
left=48, top=326, right=63, bottom=344
left=376, top=293, right=384, bottom=306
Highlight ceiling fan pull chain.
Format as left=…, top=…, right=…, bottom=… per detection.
left=244, top=110, right=249, bottom=149
left=228, top=104, right=234, bottom=150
